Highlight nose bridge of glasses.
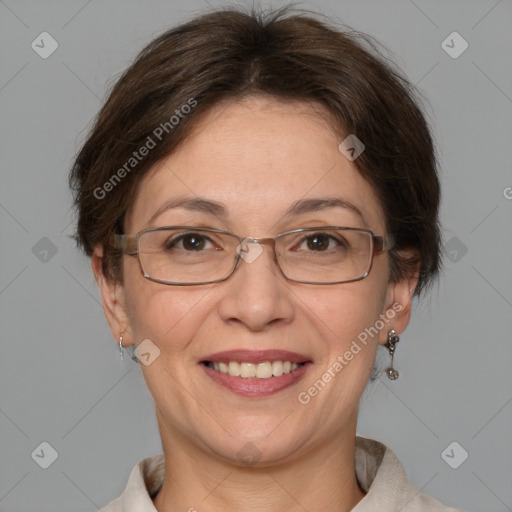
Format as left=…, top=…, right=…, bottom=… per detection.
left=243, top=237, right=276, bottom=247
left=236, top=237, right=277, bottom=262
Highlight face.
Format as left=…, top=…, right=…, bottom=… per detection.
left=94, top=96, right=416, bottom=467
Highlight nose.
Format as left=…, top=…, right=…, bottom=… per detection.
left=216, top=240, right=295, bottom=332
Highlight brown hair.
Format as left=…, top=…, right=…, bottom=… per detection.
left=69, top=5, right=441, bottom=296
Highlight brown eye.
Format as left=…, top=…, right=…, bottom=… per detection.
left=306, top=233, right=331, bottom=251
left=299, top=233, right=348, bottom=252
left=165, top=233, right=211, bottom=251
left=182, top=234, right=206, bottom=250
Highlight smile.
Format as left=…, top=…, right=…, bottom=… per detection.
left=200, top=350, right=312, bottom=397
left=204, top=360, right=304, bottom=379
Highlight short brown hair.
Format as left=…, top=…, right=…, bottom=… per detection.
left=69, top=5, right=441, bottom=296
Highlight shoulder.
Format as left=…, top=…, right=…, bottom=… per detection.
left=98, top=454, right=165, bottom=512
left=354, top=436, right=465, bottom=512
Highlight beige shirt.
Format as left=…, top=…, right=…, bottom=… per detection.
left=100, top=437, right=464, bottom=511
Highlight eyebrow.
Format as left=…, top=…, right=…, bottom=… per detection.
left=148, top=197, right=228, bottom=225
left=148, top=196, right=365, bottom=225
left=283, top=197, right=364, bottom=221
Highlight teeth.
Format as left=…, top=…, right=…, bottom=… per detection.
left=208, top=360, right=303, bottom=379
left=240, top=362, right=256, bottom=378
left=228, top=361, right=240, bottom=376
left=256, top=362, right=273, bottom=378
left=272, top=360, right=283, bottom=377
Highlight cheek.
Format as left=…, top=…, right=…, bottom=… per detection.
left=290, top=284, right=387, bottom=434
left=123, top=258, right=211, bottom=347
left=302, top=278, right=388, bottom=344
left=129, top=290, right=206, bottom=344
left=298, top=279, right=389, bottom=384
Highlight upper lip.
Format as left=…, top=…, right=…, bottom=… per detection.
left=201, top=349, right=312, bottom=364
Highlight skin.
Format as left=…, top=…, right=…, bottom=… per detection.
left=92, top=96, right=418, bottom=511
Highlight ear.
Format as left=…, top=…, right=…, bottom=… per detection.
left=378, top=250, right=420, bottom=345
left=91, top=245, right=134, bottom=347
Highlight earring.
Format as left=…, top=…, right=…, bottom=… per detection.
left=119, top=335, right=124, bottom=360
left=385, top=329, right=400, bottom=380
left=118, top=331, right=139, bottom=363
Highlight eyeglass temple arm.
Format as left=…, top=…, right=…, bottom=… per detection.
left=374, top=234, right=395, bottom=253
left=113, top=234, right=138, bottom=254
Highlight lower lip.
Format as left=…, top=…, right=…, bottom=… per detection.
left=201, top=363, right=311, bottom=397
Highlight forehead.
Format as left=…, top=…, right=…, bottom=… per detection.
left=127, top=96, right=385, bottom=234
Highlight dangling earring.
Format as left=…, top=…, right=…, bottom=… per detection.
left=385, top=329, right=400, bottom=380
left=119, top=334, right=124, bottom=360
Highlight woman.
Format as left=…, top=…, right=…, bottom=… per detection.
left=70, top=6, right=463, bottom=511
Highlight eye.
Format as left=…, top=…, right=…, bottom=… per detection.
left=297, top=232, right=348, bottom=252
left=165, top=233, right=215, bottom=251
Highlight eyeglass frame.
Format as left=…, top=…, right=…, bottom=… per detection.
left=113, top=225, right=395, bottom=286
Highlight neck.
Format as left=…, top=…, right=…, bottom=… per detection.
left=152, top=419, right=366, bottom=512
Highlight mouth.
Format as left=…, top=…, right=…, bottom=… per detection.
left=203, top=360, right=305, bottom=378
left=200, top=350, right=312, bottom=397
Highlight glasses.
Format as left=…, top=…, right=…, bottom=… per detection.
left=114, top=226, right=394, bottom=286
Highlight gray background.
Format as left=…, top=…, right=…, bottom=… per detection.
left=1, top=0, right=511, bottom=511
